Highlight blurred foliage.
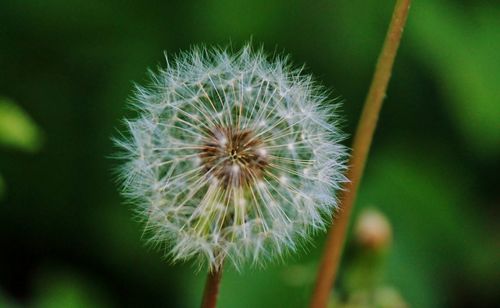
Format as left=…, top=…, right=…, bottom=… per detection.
left=0, top=98, right=42, bottom=200
left=0, top=98, right=42, bottom=152
left=356, top=144, right=498, bottom=307
left=0, top=174, right=4, bottom=200
left=31, top=269, right=111, bottom=308
left=0, top=0, right=498, bottom=307
left=410, top=1, right=500, bottom=157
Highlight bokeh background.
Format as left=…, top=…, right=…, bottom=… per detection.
left=1, top=0, right=498, bottom=307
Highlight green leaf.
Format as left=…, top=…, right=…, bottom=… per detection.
left=0, top=98, right=43, bottom=152
left=32, top=270, right=110, bottom=308
left=409, top=1, right=500, bottom=157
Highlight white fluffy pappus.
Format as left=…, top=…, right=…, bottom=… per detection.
left=115, top=44, right=348, bottom=270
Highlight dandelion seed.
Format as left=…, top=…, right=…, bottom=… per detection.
left=115, top=44, right=348, bottom=270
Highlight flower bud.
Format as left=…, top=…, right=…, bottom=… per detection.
left=355, top=208, right=392, bottom=251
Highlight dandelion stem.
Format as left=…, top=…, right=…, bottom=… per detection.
left=201, top=267, right=223, bottom=308
left=310, top=1, right=411, bottom=307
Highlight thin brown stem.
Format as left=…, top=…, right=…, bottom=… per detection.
left=310, top=1, right=412, bottom=307
left=201, top=267, right=223, bottom=308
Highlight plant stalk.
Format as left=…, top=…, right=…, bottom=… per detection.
left=201, top=267, right=223, bottom=308
left=310, top=1, right=412, bottom=307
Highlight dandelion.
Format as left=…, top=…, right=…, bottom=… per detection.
left=115, top=44, right=347, bottom=271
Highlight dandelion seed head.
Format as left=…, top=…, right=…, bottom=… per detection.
left=115, top=44, right=348, bottom=270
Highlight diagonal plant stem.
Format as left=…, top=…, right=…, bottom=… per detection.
left=310, top=1, right=412, bottom=307
left=201, top=267, right=223, bottom=308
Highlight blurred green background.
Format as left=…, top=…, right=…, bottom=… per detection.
left=0, top=0, right=498, bottom=307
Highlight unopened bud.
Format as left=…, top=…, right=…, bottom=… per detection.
left=355, top=208, right=392, bottom=250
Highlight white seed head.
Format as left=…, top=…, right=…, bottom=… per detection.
left=115, top=44, right=348, bottom=270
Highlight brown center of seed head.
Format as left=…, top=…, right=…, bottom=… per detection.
left=199, top=126, right=268, bottom=187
